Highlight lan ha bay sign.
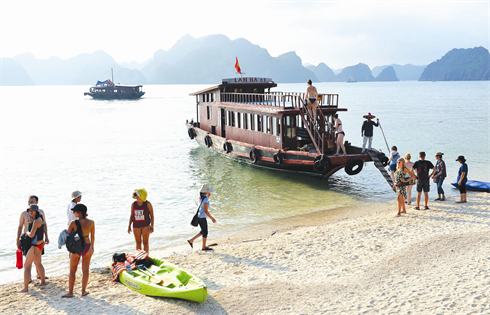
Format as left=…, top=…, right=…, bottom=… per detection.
left=222, top=77, right=273, bottom=84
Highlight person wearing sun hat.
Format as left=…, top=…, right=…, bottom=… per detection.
left=433, top=152, right=447, bottom=201
left=67, top=191, right=82, bottom=227
left=455, top=155, right=468, bottom=203
left=128, top=189, right=154, bottom=253
left=187, top=184, right=217, bottom=251
left=361, top=113, right=379, bottom=153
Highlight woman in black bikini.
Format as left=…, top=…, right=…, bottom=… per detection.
left=63, top=203, right=95, bottom=298
left=18, top=204, right=47, bottom=292
left=333, top=114, right=346, bottom=155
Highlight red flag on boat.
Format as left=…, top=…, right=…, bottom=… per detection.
left=235, top=57, right=241, bottom=74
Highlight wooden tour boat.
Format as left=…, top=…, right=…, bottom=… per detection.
left=185, top=77, right=391, bottom=179
left=84, top=79, right=145, bottom=99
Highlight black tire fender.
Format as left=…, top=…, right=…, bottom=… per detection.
left=377, top=152, right=389, bottom=167
left=313, top=155, right=330, bottom=175
left=249, top=148, right=259, bottom=164
left=188, top=128, right=196, bottom=140
left=273, top=152, right=283, bottom=165
left=205, top=135, right=213, bottom=148
left=223, top=142, right=232, bottom=153
left=345, top=158, right=364, bottom=175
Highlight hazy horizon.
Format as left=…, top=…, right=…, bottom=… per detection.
left=1, top=1, right=489, bottom=69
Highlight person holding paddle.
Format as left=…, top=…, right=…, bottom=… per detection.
left=187, top=184, right=216, bottom=251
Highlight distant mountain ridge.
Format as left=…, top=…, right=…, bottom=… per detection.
left=1, top=34, right=488, bottom=86
left=419, top=47, right=490, bottom=81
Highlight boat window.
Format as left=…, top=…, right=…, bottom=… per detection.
left=264, top=115, right=270, bottom=134
left=211, top=93, right=214, bottom=102
left=114, top=89, right=118, bottom=93
left=246, top=113, right=252, bottom=130
left=239, top=112, right=244, bottom=129
left=228, top=111, right=235, bottom=127
left=284, top=116, right=296, bottom=139
left=254, top=115, right=260, bottom=132
left=207, top=106, right=212, bottom=120
left=235, top=112, right=240, bottom=128
left=272, top=117, right=278, bottom=135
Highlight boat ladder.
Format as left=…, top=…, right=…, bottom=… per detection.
left=366, top=150, right=394, bottom=188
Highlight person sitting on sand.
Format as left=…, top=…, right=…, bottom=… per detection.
left=393, top=158, right=415, bottom=217
left=128, top=189, right=154, bottom=253
left=63, top=204, right=94, bottom=298
left=305, top=79, right=319, bottom=122
left=18, top=205, right=47, bottom=292
left=187, top=184, right=217, bottom=251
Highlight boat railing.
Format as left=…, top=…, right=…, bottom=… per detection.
left=220, top=92, right=338, bottom=108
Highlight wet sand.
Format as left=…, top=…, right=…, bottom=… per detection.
left=1, top=192, right=489, bottom=314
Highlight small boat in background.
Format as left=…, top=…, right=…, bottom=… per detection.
left=451, top=180, right=490, bottom=193
left=84, top=69, right=145, bottom=99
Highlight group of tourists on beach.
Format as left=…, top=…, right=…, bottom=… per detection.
left=16, top=184, right=217, bottom=296
left=388, top=149, right=468, bottom=217
left=306, top=80, right=469, bottom=217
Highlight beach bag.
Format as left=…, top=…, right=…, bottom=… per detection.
left=433, top=176, right=439, bottom=183
left=190, top=199, right=205, bottom=227
left=19, top=233, right=33, bottom=256
left=16, top=248, right=23, bottom=269
left=66, top=220, right=85, bottom=254
left=113, top=253, right=127, bottom=263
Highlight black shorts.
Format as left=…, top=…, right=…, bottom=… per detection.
left=198, top=218, right=208, bottom=238
left=459, top=179, right=467, bottom=194
left=416, top=180, right=430, bottom=193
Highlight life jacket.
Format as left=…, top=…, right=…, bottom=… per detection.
left=111, top=250, right=149, bottom=281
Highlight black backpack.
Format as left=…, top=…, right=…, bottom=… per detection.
left=66, top=220, right=85, bottom=254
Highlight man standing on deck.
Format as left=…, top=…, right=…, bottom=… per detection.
left=413, top=152, right=435, bottom=210
left=67, top=190, right=82, bottom=226
left=361, top=113, right=379, bottom=153
left=16, top=195, right=49, bottom=280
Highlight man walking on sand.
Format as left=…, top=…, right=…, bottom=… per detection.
left=413, top=152, right=435, bottom=210
left=16, top=195, right=50, bottom=281
left=67, top=191, right=82, bottom=226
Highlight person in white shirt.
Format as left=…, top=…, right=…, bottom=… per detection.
left=67, top=191, right=82, bottom=226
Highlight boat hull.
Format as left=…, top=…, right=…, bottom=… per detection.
left=186, top=123, right=374, bottom=177
left=84, top=92, right=145, bottom=99
left=118, top=257, right=207, bottom=303
left=451, top=180, right=490, bottom=192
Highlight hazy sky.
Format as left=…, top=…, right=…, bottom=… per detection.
left=1, top=0, right=488, bottom=69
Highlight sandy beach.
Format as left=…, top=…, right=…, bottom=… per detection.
left=1, top=192, right=489, bottom=314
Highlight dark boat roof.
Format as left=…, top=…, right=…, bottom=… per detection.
left=190, top=77, right=277, bottom=96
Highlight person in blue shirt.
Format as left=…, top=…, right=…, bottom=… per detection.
left=187, top=184, right=217, bottom=251
left=455, top=156, right=468, bottom=203
left=361, top=113, right=379, bottom=153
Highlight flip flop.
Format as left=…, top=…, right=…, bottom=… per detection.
left=202, top=247, right=213, bottom=251
left=414, top=207, right=420, bottom=210
left=187, top=240, right=193, bottom=248
left=61, top=294, right=74, bottom=298
left=424, top=206, right=429, bottom=210
left=82, top=292, right=89, bottom=297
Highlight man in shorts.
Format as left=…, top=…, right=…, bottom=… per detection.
left=16, top=195, right=49, bottom=280
left=413, top=152, right=435, bottom=210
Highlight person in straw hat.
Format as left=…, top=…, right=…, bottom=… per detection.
left=361, top=113, right=379, bottom=153
left=433, top=152, right=447, bottom=201
left=187, top=184, right=217, bottom=251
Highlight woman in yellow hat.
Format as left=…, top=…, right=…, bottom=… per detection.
left=128, top=189, right=154, bottom=253
left=187, top=184, right=217, bottom=251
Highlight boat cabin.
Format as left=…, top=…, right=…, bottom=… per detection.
left=190, top=77, right=344, bottom=154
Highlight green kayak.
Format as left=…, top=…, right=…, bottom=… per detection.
left=118, top=257, right=207, bottom=303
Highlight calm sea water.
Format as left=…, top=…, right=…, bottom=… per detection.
left=0, top=81, right=489, bottom=284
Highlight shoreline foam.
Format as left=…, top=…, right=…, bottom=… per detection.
left=1, top=192, right=488, bottom=314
